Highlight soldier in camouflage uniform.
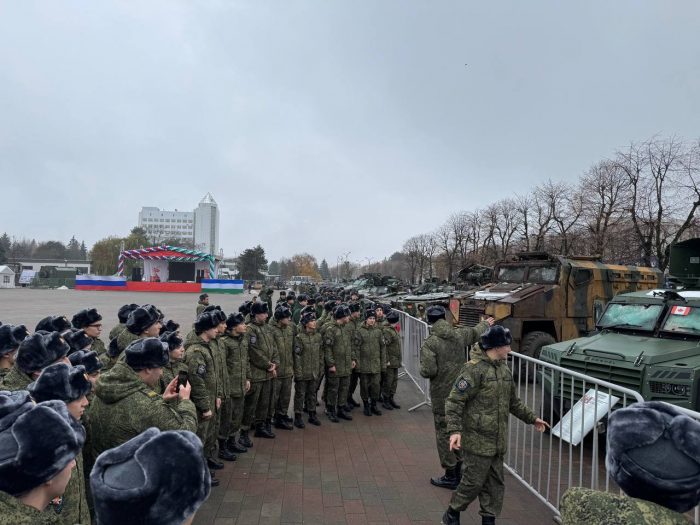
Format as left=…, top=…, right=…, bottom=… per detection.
left=72, top=308, right=106, bottom=357
left=323, top=305, right=356, bottom=423
left=159, top=331, right=188, bottom=393
left=420, top=305, right=493, bottom=490
left=441, top=326, right=548, bottom=525
left=293, top=311, right=323, bottom=427
left=221, top=313, right=250, bottom=454
left=108, top=303, right=138, bottom=342
left=345, top=302, right=363, bottom=408
left=0, top=325, right=24, bottom=383
left=270, top=305, right=295, bottom=430
left=104, top=304, right=162, bottom=371
left=291, top=294, right=308, bottom=324
left=1, top=331, right=71, bottom=392
left=208, top=309, right=237, bottom=462
left=354, top=308, right=386, bottom=417
left=196, top=293, right=209, bottom=317
left=380, top=310, right=402, bottom=410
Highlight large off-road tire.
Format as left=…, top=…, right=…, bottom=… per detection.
left=514, top=331, right=556, bottom=383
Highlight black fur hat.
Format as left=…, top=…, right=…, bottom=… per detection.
left=125, top=338, right=169, bottom=370
left=194, top=312, right=219, bottom=335
left=126, top=305, right=160, bottom=335
left=71, top=308, right=102, bottom=329
left=480, top=325, right=512, bottom=350
left=199, top=293, right=209, bottom=301
left=107, top=337, right=121, bottom=358
left=386, top=311, right=400, bottom=324
left=238, top=301, right=252, bottom=315
left=117, top=303, right=139, bottom=324
left=300, top=305, right=316, bottom=316
left=307, top=296, right=316, bottom=306
left=301, top=312, right=316, bottom=326
left=202, top=304, right=221, bottom=314
left=251, top=302, right=269, bottom=316
left=64, top=328, right=92, bottom=353
left=90, top=427, right=211, bottom=525
left=426, top=305, right=446, bottom=324
left=28, top=363, right=92, bottom=403
left=324, top=300, right=336, bottom=312
left=348, top=302, right=361, bottom=313
left=0, top=393, right=85, bottom=496
left=35, top=315, right=71, bottom=333
left=297, top=294, right=308, bottom=302
left=11, top=325, right=29, bottom=344
left=69, top=350, right=103, bottom=374
left=274, top=305, right=292, bottom=321
left=158, top=320, right=180, bottom=336
left=287, top=291, right=296, bottom=299
left=0, top=325, right=20, bottom=356
left=226, top=313, right=245, bottom=330
left=16, top=332, right=70, bottom=374
left=606, top=401, right=700, bottom=513
left=334, top=305, right=351, bottom=320
left=159, top=331, right=183, bottom=351
left=364, top=308, right=376, bottom=320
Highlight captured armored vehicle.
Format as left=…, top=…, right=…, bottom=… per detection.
left=450, top=252, right=662, bottom=360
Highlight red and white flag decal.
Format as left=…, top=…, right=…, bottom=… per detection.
left=671, top=306, right=691, bottom=316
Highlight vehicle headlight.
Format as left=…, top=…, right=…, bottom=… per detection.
left=672, top=384, right=692, bottom=397
left=652, top=382, right=691, bottom=397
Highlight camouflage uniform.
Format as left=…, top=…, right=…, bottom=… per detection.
left=183, top=328, right=198, bottom=350
left=108, top=323, right=125, bottom=343
left=354, top=323, right=386, bottom=403
left=323, top=322, right=355, bottom=410
left=196, top=302, right=207, bottom=317
left=115, top=329, right=140, bottom=357
left=222, top=332, right=250, bottom=440
left=444, top=351, right=537, bottom=519
left=0, top=363, right=33, bottom=391
left=90, top=336, right=106, bottom=357
left=0, top=491, right=59, bottom=524
left=419, top=319, right=489, bottom=469
left=560, top=487, right=690, bottom=525
left=54, top=450, right=89, bottom=525
left=381, top=323, right=402, bottom=400
left=270, top=321, right=295, bottom=421
left=88, top=361, right=198, bottom=458
left=184, top=337, right=220, bottom=462
left=159, top=358, right=188, bottom=395
left=0, top=367, right=8, bottom=383
left=242, top=320, right=279, bottom=430
left=346, top=316, right=363, bottom=403
left=293, top=328, right=323, bottom=414
left=214, top=335, right=231, bottom=442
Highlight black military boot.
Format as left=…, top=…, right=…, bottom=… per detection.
left=207, top=457, right=224, bottom=470
left=370, top=400, right=382, bottom=416
left=430, top=466, right=459, bottom=489
left=363, top=401, right=372, bottom=416
left=389, top=396, right=401, bottom=409
left=337, top=405, right=353, bottom=421
left=441, top=506, right=460, bottom=525
left=226, top=437, right=248, bottom=454
left=254, top=422, right=275, bottom=439
left=283, top=414, right=293, bottom=423
left=218, top=440, right=237, bottom=461
left=347, top=396, right=360, bottom=408
left=274, top=415, right=293, bottom=430
left=294, top=413, right=305, bottom=429
left=308, top=411, right=321, bottom=426
left=481, top=517, right=495, bottom=525
left=265, top=418, right=277, bottom=437
left=238, top=429, right=253, bottom=448
left=210, top=471, right=220, bottom=487
left=382, top=395, right=394, bottom=411
left=327, top=406, right=339, bottom=423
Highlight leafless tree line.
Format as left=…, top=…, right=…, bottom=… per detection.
left=396, top=136, right=700, bottom=284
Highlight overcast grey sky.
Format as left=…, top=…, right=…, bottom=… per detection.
left=1, top=1, right=699, bottom=265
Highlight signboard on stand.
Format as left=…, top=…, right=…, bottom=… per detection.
left=551, top=389, right=620, bottom=446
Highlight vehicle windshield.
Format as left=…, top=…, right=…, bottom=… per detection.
left=528, top=265, right=558, bottom=283
left=497, top=265, right=527, bottom=283
left=661, top=306, right=700, bottom=335
left=597, top=303, right=663, bottom=331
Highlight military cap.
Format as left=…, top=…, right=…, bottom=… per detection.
left=69, top=350, right=103, bottom=374
left=274, top=305, right=292, bottom=321
left=0, top=325, right=20, bottom=357
left=159, top=319, right=180, bottom=336
left=0, top=392, right=85, bottom=496
left=348, top=302, right=361, bottom=313
left=199, top=293, right=209, bottom=301
left=364, top=308, right=377, bottom=319
left=16, top=331, right=70, bottom=374
left=64, top=328, right=92, bottom=353
left=607, top=401, right=700, bottom=513
left=251, top=302, right=269, bottom=316
left=124, top=338, right=169, bottom=370
left=238, top=301, right=252, bottom=315
left=386, top=311, right=400, bottom=324
left=117, top=303, right=140, bottom=324
left=194, top=312, right=219, bottom=334
left=71, top=308, right=102, bottom=329
left=334, top=305, right=351, bottom=320
left=90, top=427, right=210, bottom=525
left=126, top=305, right=160, bottom=335
left=28, top=363, right=92, bottom=403
left=226, top=313, right=245, bottom=330
left=301, top=312, right=316, bottom=326
left=35, top=315, right=71, bottom=333
left=314, top=294, right=323, bottom=304
left=426, top=305, right=446, bottom=324
left=480, top=325, right=512, bottom=350
left=159, top=331, right=183, bottom=351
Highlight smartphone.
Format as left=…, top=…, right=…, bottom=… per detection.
left=177, top=371, right=189, bottom=392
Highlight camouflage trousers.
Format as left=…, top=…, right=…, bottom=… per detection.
left=449, top=453, right=505, bottom=518
left=326, top=374, right=350, bottom=409
left=294, top=379, right=317, bottom=414
left=381, top=368, right=399, bottom=398
left=218, top=396, right=233, bottom=440
left=197, top=411, right=219, bottom=461
left=273, top=376, right=293, bottom=418
left=227, top=396, right=245, bottom=439
left=433, top=411, right=461, bottom=469
left=360, top=373, right=381, bottom=402
left=242, top=379, right=273, bottom=430
left=348, top=370, right=360, bottom=401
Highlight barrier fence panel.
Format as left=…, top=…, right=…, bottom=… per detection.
left=396, top=311, right=431, bottom=411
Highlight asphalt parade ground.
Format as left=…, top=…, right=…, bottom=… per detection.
left=0, top=288, right=554, bottom=524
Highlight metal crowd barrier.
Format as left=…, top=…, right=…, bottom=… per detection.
left=396, top=311, right=431, bottom=411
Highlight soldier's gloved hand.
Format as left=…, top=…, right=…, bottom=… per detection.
left=449, top=433, right=461, bottom=451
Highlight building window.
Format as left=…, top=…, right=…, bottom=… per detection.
left=3, top=276, right=9, bottom=284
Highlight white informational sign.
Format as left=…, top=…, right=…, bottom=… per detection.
left=551, top=389, right=619, bottom=446
left=18, top=270, right=36, bottom=285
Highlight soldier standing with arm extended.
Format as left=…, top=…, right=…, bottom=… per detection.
left=419, top=305, right=493, bottom=490
left=441, top=326, right=549, bottom=525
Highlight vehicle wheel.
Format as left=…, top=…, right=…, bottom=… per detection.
left=515, top=331, right=556, bottom=382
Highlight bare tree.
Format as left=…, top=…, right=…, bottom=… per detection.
left=531, top=185, right=554, bottom=251
left=402, top=236, right=421, bottom=284
left=495, top=198, right=521, bottom=258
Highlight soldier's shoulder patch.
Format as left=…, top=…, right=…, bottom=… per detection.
left=197, top=364, right=207, bottom=377
left=249, top=335, right=257, bottom=345
left=455, top=377, right=470, bottom=393
left=294, top=345, right=301, bottom=355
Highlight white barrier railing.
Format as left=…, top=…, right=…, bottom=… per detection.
left=396, top=311, right=431, bottom=411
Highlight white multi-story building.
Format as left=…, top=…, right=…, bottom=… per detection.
left=137, top=193, right=219, bottom=255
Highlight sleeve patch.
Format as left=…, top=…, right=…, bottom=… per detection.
left=196, top=364, right=207, bottom=377
left=294, top=346, right=302, bottom=355
left=250, top=335, right=257, bottom=345
left=456, top=377, right=470, bottom=393
left=325, top=337, right=333, bottom=346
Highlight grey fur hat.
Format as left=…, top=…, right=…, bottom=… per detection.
left=71, top=308, right=102, bottom=329
left=225, top=313, right=245, bottom=330
left=0, top=325, right=20, bottom=356
left=126, top=305, right=160, bottom=335
left=117, top=303, right=139, bottom=324
left=251, top=302, right=269, bottom=316
left=426, top=305, right=446, bottom=324
left=69, top=350, right=103, bottom=374
left=159, top=331, right=183, bottom=351
left=0, top=391, right=85, bottom=496
left=90, top=427, right=211, bottom=525
left=16, top=331, right=70, bottom=374
left=194, top=312, right=219, bottom=335
left=300, top=312, right=316, bottom=326
left=28, top=363, right=92, bottom=403
left=606, top=401, right=700, bottom=513
left=125, top=338, right=169, bottom=370
left=480, top=325, right=512, bottom=350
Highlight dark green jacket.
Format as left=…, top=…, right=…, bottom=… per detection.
left=445, top=352, right=536, bottom=456
left=383, top=325, right=402, bottom=368
left=88, top=362, right=197, bottom=457
left=90, top=337, right=106, bottom=357
left=0, top=363, right=33, bottom=391
left=354, top=324, right=386, bottom=374
left=57, top=450, right=89, bottom=525
left=222, top=334, right=250, bottom=398
left=213, top=335, right=229, bottom=399
left=293, top=329, right=323, bottom=381
left=159, top=359, right=188, bottom=394
left=108, top=323, right=125, bottom=342
left=270, top=322, right=295, bottom=379
left=246, top=321, right=279, bottom=383
left=114, top=329, right=140, bottom=358
left=0, top=491, right=58, bottom=525
left=323, top=323, right=355, bottom=377
left=184, top=339, right=219, bottom=414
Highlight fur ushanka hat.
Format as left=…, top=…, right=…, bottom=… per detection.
left=28, top=363, right=92, bottom=403
left=16, top=331, right=70, bottom=374
left=126, top=305, right=160, bottom=335
left=71, top=308, right=102, bottom=329
left=480, top=325, right=512, bottom=350
left=64, top=328, right=92, bottom=353
left=35, top=315, right=71, bottom=333
left=125, top=338, right=169, bottom=371
left=69, top=350, right=103, bottom=374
